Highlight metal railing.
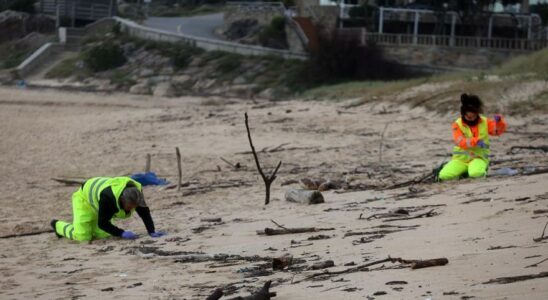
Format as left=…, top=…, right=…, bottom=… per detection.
left=338, top=29, right=548, bottom=51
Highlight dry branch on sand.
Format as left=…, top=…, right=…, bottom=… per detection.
left=292, top=256, right=448, bottom=283
left=244, top=112, right=282, bottom=205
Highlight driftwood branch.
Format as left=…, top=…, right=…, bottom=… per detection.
left=51, top=177, right=85, bottom=186
left=379, top=123, right=390, bottom=162
left=508, top=145, right=548, bottom=155
left=245, top=112, right=282, bottom=205
left=384, top=171, right=435, bottom=190
left=483, top=272, right=548, bottom=284
left=382, top=209, right=438, bottom=222
left=0, top=229, right=54, bottom=239
left=176, top=147, right=182, bottom=191
left=258, top=227, right=335, bottom=236
left=292, top=256, right=448, bottom=284
left=533, top=221, right=548, bottom=242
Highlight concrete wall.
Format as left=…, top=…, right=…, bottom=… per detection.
left=381, top=44, right=529, bottom=70
left=115, top=17, right=308, bottom=60
left=15, top=42, right=64, bottom=78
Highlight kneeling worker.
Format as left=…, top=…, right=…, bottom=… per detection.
left=51, top=176, right=165, bottom=241
left=438, top=94, right=507, bottom=181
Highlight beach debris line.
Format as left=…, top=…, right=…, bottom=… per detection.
left=244, top=112, right=282, bottom=205
left=206, top=280, right=277, bottom=300
left=292, top=256, right=449, bottom=284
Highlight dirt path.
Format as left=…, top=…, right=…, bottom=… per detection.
left=0, top=86, right=546, bottom=299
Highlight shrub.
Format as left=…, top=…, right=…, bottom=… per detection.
left=215, top=53, right=242, bottom=74
left=2, top=0, right=35, bottom=13
left=259, top=16, right=288, bottom=49
left=291, top=30, right=410, bottom=90
left=83, top=42, right=127, bottom=72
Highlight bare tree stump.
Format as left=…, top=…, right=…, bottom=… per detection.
left=285, top=189, right=325, bottom=204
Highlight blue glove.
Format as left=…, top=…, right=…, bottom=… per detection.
left=494, top=114, right=502, bottom=122
left=149, top=231, right=166, bottom=238
left=121, top=231, right=138, bottom=240
left=476, top=140, right=487, bottom=148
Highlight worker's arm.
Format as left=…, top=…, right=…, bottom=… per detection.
left=487, top=115, right=507, bottom=136
left=135, top=206, right=155, bottom=235
left=97, top=187, right=125, bottom=237
left=452, top=122, right=478, bottom=149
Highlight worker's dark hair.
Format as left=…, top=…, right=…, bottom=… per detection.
left=460, top=93, right=483, bottom=116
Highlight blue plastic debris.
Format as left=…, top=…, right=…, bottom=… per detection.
left=130, top=172, right=168, bottom=186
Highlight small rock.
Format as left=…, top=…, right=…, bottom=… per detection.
left=285, top=189, right=325, bottom=204
left=373, top=291, right=387, bottom=296
left=153, top=82, right=176, bottom=97
left=129, top=82, right=151, bottom=95
left=172, top=74, right=192, bottom=85
left=232, top=76, right=247, bottom=85
left=159, top=66, right=174, bottom=75
left=139, top=68, right=154, bottom=77
left=310, top=260, right=335, bottom=270
left=258, top=87, right=276, bottom=100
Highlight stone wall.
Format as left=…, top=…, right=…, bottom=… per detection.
left=223, top=4, right=285, bottom=31
left=381, top=44, right=529, bottom=71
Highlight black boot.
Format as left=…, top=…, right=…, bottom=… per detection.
left=50, top=219, right=62, bottom=238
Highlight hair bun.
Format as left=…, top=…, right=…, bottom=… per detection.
left=461, top=93, right=468, bottom=104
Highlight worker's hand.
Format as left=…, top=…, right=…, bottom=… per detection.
left=476, top=140, right=488, bottom=149
left=121, top=231, right=139, bottom=240
left=494, top=114, right=502, bottom=122
left=149, top=231, right=166, bottom=238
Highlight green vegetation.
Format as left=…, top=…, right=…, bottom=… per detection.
left=83, top=42, right=127, bottom=72
left=494, top=48, right=548, bottom=80
left=45, top=56, right=87, bottom=79
left=0, top=0, right=35, bottom=13
left=259, top=16, right=288, bottom=49
left=108, top=69, right=136, bottom=88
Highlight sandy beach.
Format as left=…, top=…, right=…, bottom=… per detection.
left=0, top=86, right=547, bottom=300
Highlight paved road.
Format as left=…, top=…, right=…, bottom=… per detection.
left=143, top=13, right=224, bottom=40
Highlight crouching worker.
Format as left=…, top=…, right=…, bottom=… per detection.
left=438, top=94, right=507, bottom=181
left=51, top=176, right=165, bottom=241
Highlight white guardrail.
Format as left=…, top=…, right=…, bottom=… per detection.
left=113, top=17, right=309, bottom=60
left=15, top=42, right=64, bottom=78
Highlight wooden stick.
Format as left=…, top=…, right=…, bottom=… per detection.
left=483, top=271, right=548, bottom=284
left=244, top=112, right=282, bottom=205
left=533, top=221, right=548, bottom=242
left=270, top=219, right=288, bottom=230
left=220, top=157, right=235, bottom=169
left=176, top=147, right=182, bottom=191
left=51, top=177, right=85, bottom=186
left=382, top=209, right=437, bottom=222
left=0, top=229, right=54, bottom=239
left=379, top=123, right=390, bottom=162
left=260, top=227, right=335, bottom=236
left=145, top=153, right=151, bottom=172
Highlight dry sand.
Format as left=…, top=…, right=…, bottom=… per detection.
left=0, top=86, right=547, bottom=299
